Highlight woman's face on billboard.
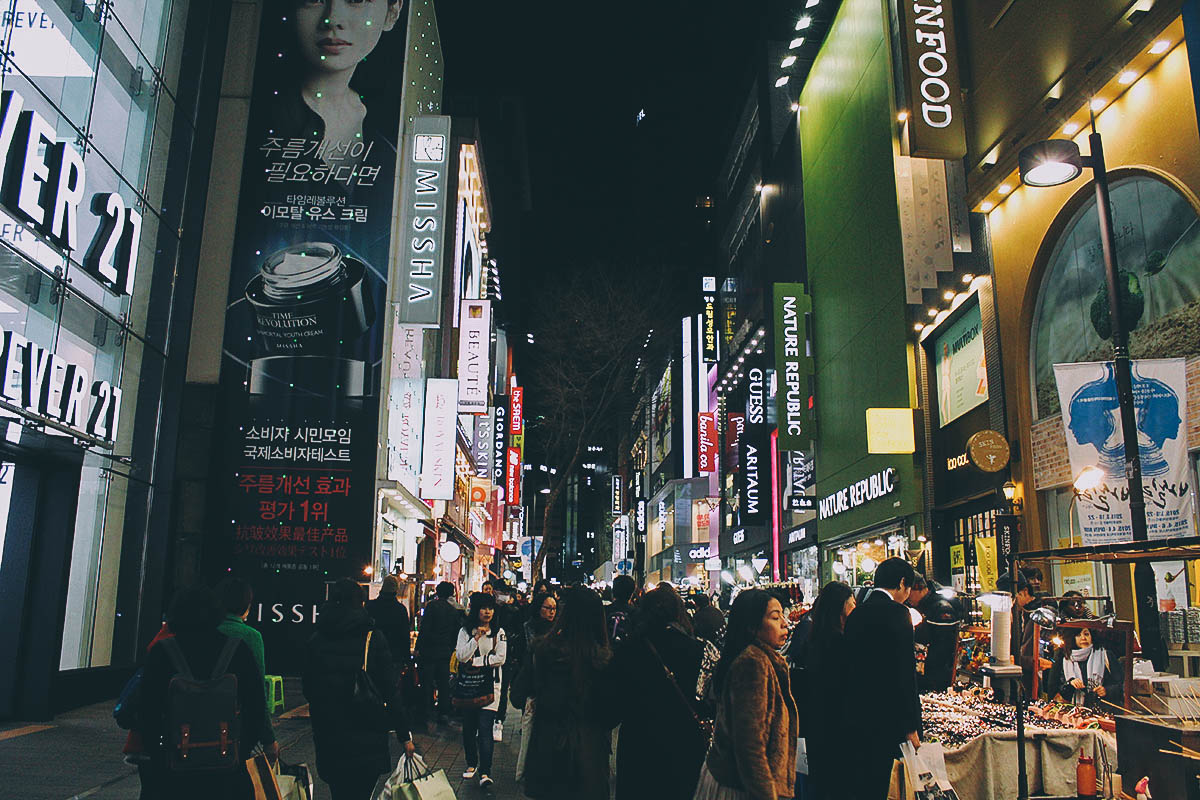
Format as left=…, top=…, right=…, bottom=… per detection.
left=292, top=0, right=400, bottom=75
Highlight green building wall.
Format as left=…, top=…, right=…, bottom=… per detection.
left=798, top=0, right=922, bottom=543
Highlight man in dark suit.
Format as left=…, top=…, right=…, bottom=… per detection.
left=844, top=557, right=922, bottom=800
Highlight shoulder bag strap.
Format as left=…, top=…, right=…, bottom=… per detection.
left=211, top=636, right=241, bottom=680
left=643, top=637, right=706, bottom=728
left=160, top=638, right=194, bottom=681
left=363, top=630, right=373, bottom=672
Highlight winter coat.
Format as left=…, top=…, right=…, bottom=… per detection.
left=137, top=629, right=269, bottom=799
left=366, top=591, right=412, bottom=665
left=611, top=623, right=711, bottom=800
left=1044, top=647, right=1123, bottom=708
left=302, top=601, right=409, bottom=785
left=804, top=631, right=852, bottom=799
left=705, top=641, right=797, bottom=800
left=508, top=616, right=554, bottom=706
left=414, top=597, right=462, bottom=659
left=513, top=634, right=619, bottom=800
left=454, top=625, right=507, bottom=712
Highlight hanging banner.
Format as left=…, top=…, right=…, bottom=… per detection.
left=738, top=357, right=769, bottom=528
left=975, top=536, right=998, bottom=594
left=491, top=396, right=509, bottom=490
left=773, top=283, right=814, bottom=450
left=387, top=323, right=425, bottom=487
left=506, top=447, right=522, bottom=506
left=398, top=114, right=451, bottom=326
left=457, top=299, right=491, bottom=413
left=1054, top=359, right=1192, bottom=545
left=472, top=407, right=493, bottom=480
left=701, top=276, right=719, bottom=363
left=698, top=411, right=717, bottom=474
left=213, top=0, right=413, bottom=670
left=419, top=379, right=458, bottom=500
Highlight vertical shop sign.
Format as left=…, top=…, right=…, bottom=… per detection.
left=510, top=387, right=524, bottom=435
left=505, top=447, right=522, bottom=506
left=419, top=379, right=458, bottom=500
left=701, top=276, right=718, bottom=362
left=472, top=408, right=493, bottom=480
left=772, top=284, right=813, bottom=450
left=398, top=115, right=451, bottom=326
left=1054, top=359, right=1193, bottom=544
left=388, top=322, right=425, bottom=485
left=738, top=358, right=769, bottom=527
left=491, top=396, right=508, bottom=490
left=457, top=299, right=491, bottom=412
left=215, top=0, right=411, bottom=667
left=611, top=475, right=623, bottom=514
left=975, top=536, right=998, bottom=594
left=895, top=0, right=966, bottom=159
left=697, top=412, right=717, bottom=474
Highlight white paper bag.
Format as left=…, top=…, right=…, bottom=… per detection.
left=899, top=741, right=959, bottom=800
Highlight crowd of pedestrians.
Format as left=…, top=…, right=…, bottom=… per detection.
left=119, top=557, right=941, bottom=800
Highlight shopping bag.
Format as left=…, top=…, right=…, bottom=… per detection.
left=247, top=752, right=284, bottom=800
left=376, top=753, right=456, bottom=800
left=899, top=741, right=959, bottom=800
left=277, top=759, right=313, bottom=800
left=409, top=769, right=456, bottom=800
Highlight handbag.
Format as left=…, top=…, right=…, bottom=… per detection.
left=450, top=664, right=495, bottom=709
left=377, top=753, right=457, bottom=800
left=246, top=752, right=284, bottom=800
left=644, top=637, right=715, bottom=743
left=277, top=759, right=313, bottom=800
left=351, top=631, right=390, bottom=730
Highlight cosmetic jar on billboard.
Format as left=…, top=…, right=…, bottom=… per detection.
left=245, top=242, right=374, bottom=354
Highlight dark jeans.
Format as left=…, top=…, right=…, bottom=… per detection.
left=851, top=744, right=898, bottom=800
left=462, top=707, right=497, bottom=775
left=420, top=651, right=453, bottom=722
left=496, top=665, right=510, bottom=722
left=327, top=773, right=380, bottom=800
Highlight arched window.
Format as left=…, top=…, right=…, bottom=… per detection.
left=1031, top=174, right=1200, bottom=419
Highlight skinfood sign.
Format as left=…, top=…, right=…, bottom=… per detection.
left=818, top=467, right=897, bottom=520
left=896, top=2, right=966, bottom=159
left=0, top=327, right=122, bottom=443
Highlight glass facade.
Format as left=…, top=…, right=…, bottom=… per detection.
left=0, top=0, right=204, bottom=679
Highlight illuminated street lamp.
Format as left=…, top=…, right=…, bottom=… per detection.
left=1017, top=126, right=1165, bottom=669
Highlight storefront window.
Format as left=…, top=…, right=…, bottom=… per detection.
left=1031, top=174, right=1200, bottom=419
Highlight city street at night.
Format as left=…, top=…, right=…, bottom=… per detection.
left=3, top=1, right=1200, bottom=799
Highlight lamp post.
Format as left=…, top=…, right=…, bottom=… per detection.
left=1018, top=128, right=1166, bottom=669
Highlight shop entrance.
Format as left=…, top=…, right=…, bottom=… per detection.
left=0, top=436, right=83, bottom=720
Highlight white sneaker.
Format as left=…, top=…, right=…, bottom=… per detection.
left=462, top=767, right=477, bottom=779
left=479, top=774, right=494, bottom=788
left=493, top=720, right=503, bottom=741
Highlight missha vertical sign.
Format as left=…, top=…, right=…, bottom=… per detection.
left=212, top=0, right=409, bottom=667
left=457, top=299, right=491, bottom=413
left=896, top=0, right=966, bottom=160
left=773, top=283, right=813, bottom=451
left=399, top=114, right=451, bottom=326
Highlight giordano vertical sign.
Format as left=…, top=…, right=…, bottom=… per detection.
left=399, top=115, right=451, bottom=326
left=773, top=283, right=813, bottom=451
left=896, top=1, right=966, bottom=159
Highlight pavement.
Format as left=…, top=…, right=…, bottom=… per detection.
left=0, top=679, right=530, bottom=799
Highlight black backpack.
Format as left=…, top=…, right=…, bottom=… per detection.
left=160, top=636, right=242, bottom=772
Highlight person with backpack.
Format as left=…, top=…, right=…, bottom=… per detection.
left=215, top=577, right=278, bottom=762
left=135, top=585, right=272, bottom=799
left=304, top=578, right=414, bottom=800
left=610, top=584, right=716, bottom=800
left=605, top=575, right=637, bottom=647
left=453, top=591, right=507, bottom=788
left=366, top=574, right=412, bottom=668
left=414, top=580, right=464, bottom=727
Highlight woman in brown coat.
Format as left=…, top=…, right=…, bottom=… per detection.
left=696, top=589, right=797, bottom=800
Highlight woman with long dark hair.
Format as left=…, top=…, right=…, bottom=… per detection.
left=514, top=586, right=619, bottom=800
left=803, top=582, right=856, bottom=800
left=453, top=592, right=507, bottom=788
left=611, top=584, right=716, bottom=799
left=696, top=589, right=797, bottom=800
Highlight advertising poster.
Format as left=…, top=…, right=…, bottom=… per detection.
left=1152, top=561, right=1190, bottom=611
left=213, top=0, right=409, bottom=665
left=1054, top=358, right=1192, bottom=544
left=935, top=302, right=988, bottom=427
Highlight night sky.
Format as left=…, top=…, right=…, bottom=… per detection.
left=437, top=0, right=762, bottom=336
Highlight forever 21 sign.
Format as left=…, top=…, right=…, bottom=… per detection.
left=0, top=91, right=142, bottom=295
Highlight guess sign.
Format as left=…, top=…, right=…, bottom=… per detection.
left=0, top=91, right=142, bottom=295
